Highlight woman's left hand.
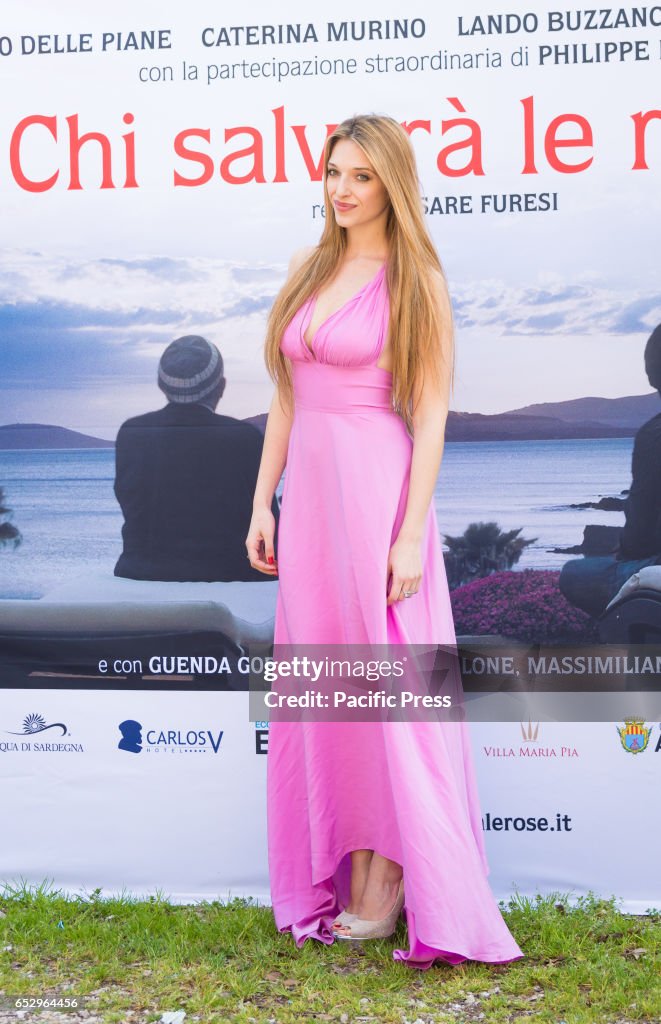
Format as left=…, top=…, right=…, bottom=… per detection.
left=386, top=534, right=423, bottom=605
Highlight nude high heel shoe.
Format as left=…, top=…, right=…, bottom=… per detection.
left=335, top=879, right=404, bottom=941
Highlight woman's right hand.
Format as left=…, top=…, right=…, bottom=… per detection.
left=246, top=507, right=278, bottom=575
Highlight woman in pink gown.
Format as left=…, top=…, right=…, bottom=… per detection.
left=246, top=114, right=523, bottom=968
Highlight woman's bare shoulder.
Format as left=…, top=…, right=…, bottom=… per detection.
left=287, top=245, right=316, bottom=280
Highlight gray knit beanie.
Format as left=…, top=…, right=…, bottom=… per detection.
left=158, top=336, right=224, bottom=404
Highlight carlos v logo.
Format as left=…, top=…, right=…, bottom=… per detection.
left=117, top=719, right=224, bottom=755
left=5, top=713, right=67, bottom=737
left=617, top=719, right=652, bottom=754
left=118, top=720, right=143, bottom=754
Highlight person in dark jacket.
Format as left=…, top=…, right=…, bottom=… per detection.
left=559, top=323, right=661, bottom=617
left=114, top=335, right=278, bottom=583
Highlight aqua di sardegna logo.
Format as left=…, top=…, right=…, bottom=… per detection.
left=1, top=712, right=83, bottom=753
left=117, top=719, right=224, bottom=755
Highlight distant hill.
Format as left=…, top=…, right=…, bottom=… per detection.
left=3, top=393, right=658, bottom=448
left=445, top=392, right=659, bottom=441
left=445, top=411, right=634, bottom=442
left=242, top=410, right=620, bottom=442
left=0, top=424, right=113, bottom=450
left=506, top=393, right=660, bottom=430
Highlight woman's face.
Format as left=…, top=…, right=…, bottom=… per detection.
left=325, top=138, right=390, bottom=228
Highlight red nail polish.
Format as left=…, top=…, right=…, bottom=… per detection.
left=268, top=556, right=274, bottom=565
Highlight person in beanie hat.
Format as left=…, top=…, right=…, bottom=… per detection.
left=113, top=335, right=279, bottom=583
left=157, top=335, right=225, bottom=406
left=560, top=322, right=661, bottom=617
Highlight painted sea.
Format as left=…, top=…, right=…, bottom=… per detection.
left=0, top=439, right=633, bottom=600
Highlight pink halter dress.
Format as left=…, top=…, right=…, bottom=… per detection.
left=266, top=262, right=523, bottom=968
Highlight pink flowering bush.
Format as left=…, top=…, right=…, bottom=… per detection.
left=450, top=569, right=599, bottom=644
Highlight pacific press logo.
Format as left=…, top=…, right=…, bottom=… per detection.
left=1, top=712, right=83, bottom=754
left=117, top=719, right=224, bottom=755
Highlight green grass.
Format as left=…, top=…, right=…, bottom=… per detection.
left=0, top=883, right=659, bottom=1024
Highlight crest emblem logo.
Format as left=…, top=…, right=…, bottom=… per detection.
left=617, top=719, right=651, bottom=754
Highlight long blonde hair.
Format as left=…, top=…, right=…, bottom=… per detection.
left=264, top=114, right=455, bottom=433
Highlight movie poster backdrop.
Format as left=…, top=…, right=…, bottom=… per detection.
left=0, top=1, right=659, bottom=909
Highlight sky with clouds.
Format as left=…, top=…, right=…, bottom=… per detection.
left=1, top=0, right=660, bottom=436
